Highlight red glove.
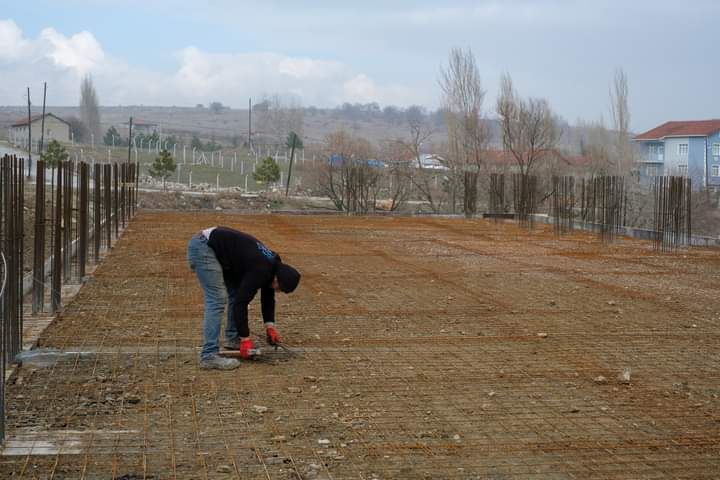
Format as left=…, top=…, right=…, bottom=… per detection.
left=266, top=326, right=281, bottom=346
left=239, top=338, right=258, bottom=359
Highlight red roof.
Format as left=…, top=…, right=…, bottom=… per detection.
left=11, top=113, right=69, bottom=128
left=634, top=120, right=720, bottom=140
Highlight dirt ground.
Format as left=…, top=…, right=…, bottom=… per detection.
left=1, top=212, right=719, bottom=479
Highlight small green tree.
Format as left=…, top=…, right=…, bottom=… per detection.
left=191, top=135, right=203, bottom=150
left=104, top=126, right=120, bottom=146
left=149, top=149, right=176, bottom=190
left=41, top=139, right=69, bottom=168
left=253, top=156, right=280, bottom=188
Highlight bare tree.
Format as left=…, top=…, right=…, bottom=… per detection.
left=609, top=68, right=633, bottom=175
left=393, top=106, right=446, bottom=212
left=577, top=118, right=613, bottom=176
left=79, top=75, right=101, bottom=146
left=497, top=73, right=560, bottom=178
left=259, top=94, right=304, bottom=151
left=379, top=140, right=412, bottom=211
left=496, top=73, right=560, bottom=220
left=320, top=130, right=380, bottom=214
left=439, top=47, right=489, bottom=217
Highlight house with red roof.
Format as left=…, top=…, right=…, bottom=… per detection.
left=9, top=113, right=71, bottom=149
left=634, top=120, right=720, bottom=188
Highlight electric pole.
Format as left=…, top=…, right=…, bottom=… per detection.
left=285, top=132, right=297, bottom=197
left=27, top=87, right=32, bottom=169
left=39, top=82, right=47, bottom=155
left=127, top=117, right=133, bottom=163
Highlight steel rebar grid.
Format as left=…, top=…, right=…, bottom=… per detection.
left=78, top=163, right=89, bottom=279
left=653, top=176, right=692, bottom=252
left=0, top=158, right=4, bottom=446
left=32, top=162, right=46, bottom=314
left=0, top=155, right=26, bottom=444
left=587, top=175, right=626, bottom=243
left=120, top=163, right=126, bottom=229
left=104, top=164, right=111, bottom=249
left=512, top=173, right=537, bottom=229
left=113, top=163, right=119, bottom=239
left=1, top=156, right=24, bottom=359
left=50, top=162, right=63, bottom=313
left=489, top=173, right=505, bottom=217
left=16, top=157, right=23, bottom=356
left=552, top=176, right=576, bottom=236
left=3, top=213, right=718, bottom=477
left=93, top=164, right=101, bottom=263
left=463, top=170, right=478, bottom=217
left=62, top=162, right=73, bottom=283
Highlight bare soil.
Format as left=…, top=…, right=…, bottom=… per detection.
left=1, top=212, right=719, bottom=478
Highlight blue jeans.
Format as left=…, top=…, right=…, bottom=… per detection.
left=187, top=233, right=238, bottom=359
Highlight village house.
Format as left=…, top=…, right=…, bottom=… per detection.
left=634, top=119, right=720, bottom=189
left=9, top=113, right=71, bottom=150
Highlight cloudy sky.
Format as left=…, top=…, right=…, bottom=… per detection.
left=1, top=0, right=718, bottom=131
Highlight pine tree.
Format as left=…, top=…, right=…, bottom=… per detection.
left=41, top=140, right=69, bottom=168
left=149, top=149, right=176, bottom=190
left=253, top=157, right=280, bottom=188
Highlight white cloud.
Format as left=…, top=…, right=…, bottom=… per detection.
left=39, top=27, right=104, bottom=74
left=0, top=19, right=29, bottom=60
left=0, top=20, right=425, bottom=108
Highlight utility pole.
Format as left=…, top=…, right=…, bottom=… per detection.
left=39, top=82, right=47, bottom=160
left=248, top=97, right=252, bottom=150
left=285, top=132, right=297, bottom=197
left=26, top=87, right=32, bottom=170
left=127, top=117, right=133, bottom=163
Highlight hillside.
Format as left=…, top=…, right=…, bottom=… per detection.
left=1, top=105, right=584, bottom=152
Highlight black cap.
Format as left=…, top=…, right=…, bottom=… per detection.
left=276, top=263, right=301, bottom=293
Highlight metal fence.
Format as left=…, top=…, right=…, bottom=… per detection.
left=0, top=154, right=139, bottom=443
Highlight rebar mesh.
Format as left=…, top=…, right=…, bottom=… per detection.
left=653, top=176, right=692, bottom=252
left=552, top=176, right=576, bottom=235
left=1, top=213, right=718, bottom=478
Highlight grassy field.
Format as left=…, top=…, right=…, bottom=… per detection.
left=45, top=143, right=319, bottom=192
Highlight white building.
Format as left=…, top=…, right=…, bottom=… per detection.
left=415, top=154, right=449, bottom=171
left=9, top=113, right=71, bottom=149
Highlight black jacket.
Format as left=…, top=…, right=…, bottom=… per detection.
left=207, top=227, right=278, bottom=328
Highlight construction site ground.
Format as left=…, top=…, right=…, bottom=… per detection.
left=2, top=211, right=719, bottom=479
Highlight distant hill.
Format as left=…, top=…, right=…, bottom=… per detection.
left=0, top=105, right=586, bottom=153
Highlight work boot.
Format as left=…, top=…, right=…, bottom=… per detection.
left=199, top=354, right=240, bottom=370
left=223, top=339, right=240, bottom=350
left=266, top=326, right=281, bottom=346
left=239, top=338, right=259, bottom=359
